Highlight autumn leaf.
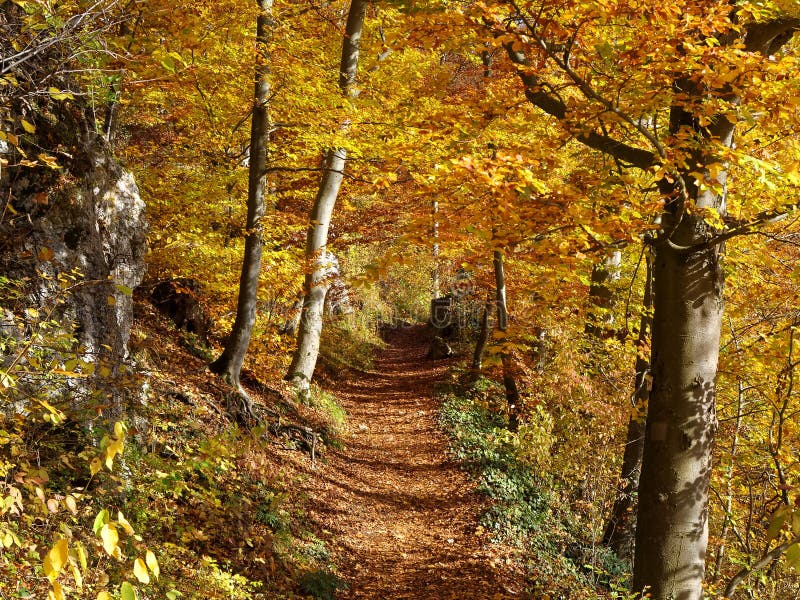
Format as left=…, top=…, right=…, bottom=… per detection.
left=43, top=537, right=69, bottom=583
left=133, top=557, right=150, bottom=584
left=145, top=550, right=160, bottom=580
left=100, top=523, right=119, bottom=556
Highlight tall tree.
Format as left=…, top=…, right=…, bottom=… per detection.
left=477, top=3, right=800, bottom=598
left=494, top=250, right=521, bottom=431
left=602, top=248, right=652, bottom=562
left=210, top=0, right=273, bottom=407
left=287, top=0, right=368, bottom=396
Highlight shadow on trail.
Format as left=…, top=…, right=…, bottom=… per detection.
left=299, top=325, right=528, bottom=599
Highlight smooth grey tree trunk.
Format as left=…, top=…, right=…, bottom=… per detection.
left=494, top=250, right=520, bottom=431
left=210, top=0, right=272, bottom=405
left=286, top=154, right=344, bottom=395
left=286, top=0, right=367, bottom=396
left=503, top=17, right=799, bottom=599
left=603, top=249, right=652, bottom=562
left=632, top=85, right=734, bottom=599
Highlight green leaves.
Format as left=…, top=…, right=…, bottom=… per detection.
left=120, top=581, right=137, bottom=600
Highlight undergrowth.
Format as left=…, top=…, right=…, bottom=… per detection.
left=318, top=316, right=384, bottom=373
left=438, top=376, right=630, bottom=600
left=0, top=291, right=345, bottom=599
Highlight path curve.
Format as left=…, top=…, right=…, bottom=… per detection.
left=305, top=325, right=528, bottom=599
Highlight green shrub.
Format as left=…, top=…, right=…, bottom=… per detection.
left=298, top=569, right=348, bottom=600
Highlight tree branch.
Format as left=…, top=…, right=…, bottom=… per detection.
left=724, top=536, right=800, bottom=598
left=504, top=47, right=657, bottom=170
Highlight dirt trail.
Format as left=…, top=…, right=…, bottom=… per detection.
left=304, top=325, right=528, bottom=599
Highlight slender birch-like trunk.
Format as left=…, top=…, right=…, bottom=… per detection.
left=286, top=0, right=367, bottom=396
left=472, top=293, right=492, bottom=372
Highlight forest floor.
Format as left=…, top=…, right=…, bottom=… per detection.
left=293, top=325, right=530, bottom=599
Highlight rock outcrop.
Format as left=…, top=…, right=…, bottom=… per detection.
left=1, top=125, right=147, bottom=414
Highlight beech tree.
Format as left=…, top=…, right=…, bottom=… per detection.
left=210, top=0, right=273, bottom=408
left=286, top=0, right=368, bottom=395
left=476, top=2, right=800, bottom=598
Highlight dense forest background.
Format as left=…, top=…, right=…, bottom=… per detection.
left=2, top=0, right=800, bottom=598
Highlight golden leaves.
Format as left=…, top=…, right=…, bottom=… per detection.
left=43, top=538, right=69, bottom=583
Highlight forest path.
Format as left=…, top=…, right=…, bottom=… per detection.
left=303, top=325, right=527, bottom=599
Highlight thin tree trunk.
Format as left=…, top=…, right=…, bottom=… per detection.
left=711, top=344, right=745, bottom=584
left=602, top=249, right=652, bottom=562
left=494, top=250, right=520, bottom=431
left=432, top=200, right=440, bottom=301
left=472, top=292, right=492, bottom=373
left=286, top=157, right=343, bottom=394
left=210, top=0, right=272, bottom=402
left=286, top=0, right=367, bottom=396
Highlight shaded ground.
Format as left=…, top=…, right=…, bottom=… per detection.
left=303, top=325, right=529, bottom=599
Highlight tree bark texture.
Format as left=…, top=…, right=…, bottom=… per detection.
left=633, top=87, right=734, bottom=599
left=287, top=0, right=367, bottom=395
left=286, top=150, right=345, bottom=394
left=494, top=250, right=520, bottom=431
left=210, top=0, right=272, bottom=395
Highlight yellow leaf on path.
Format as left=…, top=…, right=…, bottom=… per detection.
left=133, top=557, right=150, bottom=584
left=65, top=495, right=77, bottom=515
left=20, top=119, right=35, bottom=133
left=75, top=541, right=88, bottom=570
left=71, top=559, right=83, bottom=588
left=120, top=581, right=137, bottom=600
left=97, top=592, right=112, bottom=600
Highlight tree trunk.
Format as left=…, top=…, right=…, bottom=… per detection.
left=280, top=295, right=304, bottom=336
left=632, top=75, right=734, bottom=599
left=286, top=0, right=367, bottom=396
left=633, top=218, right=723, bottom=600
left=472, top=292, right=492, bottom=372
left=432, top=200, right=440, bottom=303
left=210, top=0, right=272, bottom=400
left=603, top=249, right=652, bottom=562
left=494, top=250, right=520, bottom=431
left=286, top=153, right=344, bottom=395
